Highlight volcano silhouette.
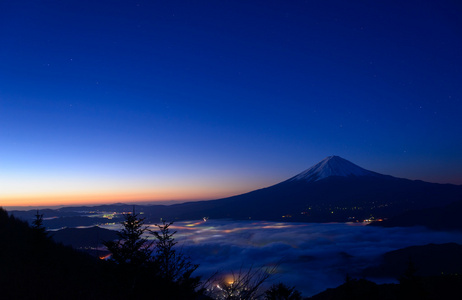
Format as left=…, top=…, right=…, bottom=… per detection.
left=143, top=156, right=462, bottom=222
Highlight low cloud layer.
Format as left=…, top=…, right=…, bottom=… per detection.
left=170, top=221, right=462, bottom=296
left=103, top=220, right=462, bottom=296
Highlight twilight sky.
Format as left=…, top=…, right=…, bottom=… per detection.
left=1, top=0, right=461, bottom=206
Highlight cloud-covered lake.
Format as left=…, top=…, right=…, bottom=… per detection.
left=104, top=220, right=462, bottom=297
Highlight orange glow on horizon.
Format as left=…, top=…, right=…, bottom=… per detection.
left=0, top=188, right=245, bottom=207
left=0, top=172, right=265, bottom=208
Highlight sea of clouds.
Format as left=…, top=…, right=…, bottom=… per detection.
left=161, top=220, right=462, bottom=296
left=102, top=219, right=462, bottom=296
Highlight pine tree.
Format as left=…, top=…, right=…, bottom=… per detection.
left=103, top=208, right=153, bottom=267
left=103, top=208, right=154, bottom=296
left=151, top=221, right=199, bottom=281
left=32, top=210, right=48, bottom=238
left=151, top=221, right=202, bottom=298
left=104, top=213, right=204, bottom=299
left=32, top=210, right=43, bottom=229
left=264, top=283, right=302, bottom=300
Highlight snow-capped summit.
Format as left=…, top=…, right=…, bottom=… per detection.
left=126, top=155, right=462, bottom=224
left=290, top=156, right=379, bottom=182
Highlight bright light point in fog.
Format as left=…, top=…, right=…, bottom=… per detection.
left=101, top=220, right=462, bottom=296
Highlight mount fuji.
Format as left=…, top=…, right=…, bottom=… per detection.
left=139, top=156, right=462, bottom=223
left=289, top=155, right=380, bottom=182
left=33, top=156, right=462, bottom=226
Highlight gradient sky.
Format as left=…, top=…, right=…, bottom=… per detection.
left=1, top=1, right=461, bottom=206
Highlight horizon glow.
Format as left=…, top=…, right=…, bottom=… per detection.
left=1, top=1, right=461, bottom=207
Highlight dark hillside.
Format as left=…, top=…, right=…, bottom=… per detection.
left=370, top=200, right=462, bottom=231
left=0, top=208, right=115, bottom=299
left=308, top=275, right=462, bottom=300
left=363, top=243, right=462, bottom=278
left=51, top=226, right=118, bottom=249
left=0, top=207, right=209, bottom=300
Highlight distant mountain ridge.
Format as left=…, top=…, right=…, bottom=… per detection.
left=136, top=156, right=462, bottom=223
left=11, top=156, right=462, bottom=226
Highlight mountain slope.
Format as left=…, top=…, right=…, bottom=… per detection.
left=139, top=156, right=462, bottom=223
left=370, top=199, right=462, bottom=231
left=52, top=226, right=119, bottom=254
left=13, top=156, right=461, bottom=225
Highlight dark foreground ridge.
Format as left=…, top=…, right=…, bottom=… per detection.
left=0, top=208, right=112, bottom=299
left=0, top=207, right=205, bottom=300
left=3, top=206, right=462, bottom=299
left=309, top=244, right=462, bottom=300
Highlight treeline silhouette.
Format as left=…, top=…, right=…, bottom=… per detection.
left=0, top=208, right=113, bottom=299
left=0, top=207, right=207, bottom=299
left=308, top=270, right=462, bottom=300
left=2, top=207, right=462, bottom=300
left=0, top=208, right=301, bottom=300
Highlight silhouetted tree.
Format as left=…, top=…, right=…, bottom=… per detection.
left=31, top=210, right=50, bottom=247
left=104, top=209, right=153, bottom=267
left=103, top=208, right=154, bottom=296
left=32, top=210, right=44, bottom=229
left=343, top=273, right=354, bottom=300
left=151, top=220, right=202, bottom=299
left=151, top=221, right=198, bottom=281
left=32, top=210, right=48, bottom=237
left=398, top=258, right=429, bottom=300
left=264, top=283, right=302, bottom=300
left=104, top=214, right=204, bottom=299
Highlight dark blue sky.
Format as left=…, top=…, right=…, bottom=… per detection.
left=1, top=0, right=461, bottom=205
